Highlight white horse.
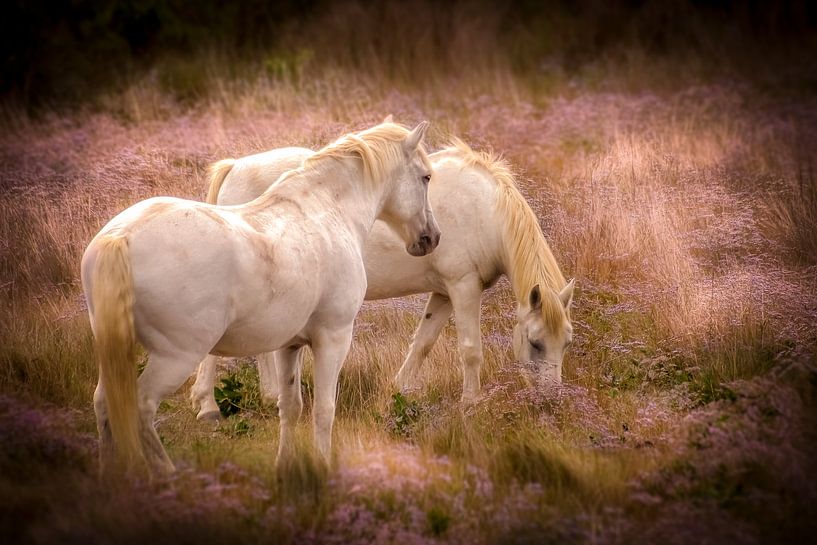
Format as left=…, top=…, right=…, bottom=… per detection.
left=81, top=121, right=440, bottom=475
left=191, top=136, right=574, bottom=420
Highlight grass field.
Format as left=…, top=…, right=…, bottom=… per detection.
left=2, top=2, right=817, bottom=544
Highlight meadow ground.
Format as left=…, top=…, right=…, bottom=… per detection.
left=2, top=5, right=817, bottom=542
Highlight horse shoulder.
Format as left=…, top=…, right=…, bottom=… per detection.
left=428, top=165, right=503, bottom=285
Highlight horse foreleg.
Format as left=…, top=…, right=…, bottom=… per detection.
left=311, top=324, right=354, bottom=464
left=275, top=347, right=303, bottom=463
left=190, top=354, right=222, bottom=420
left=394, top=292, right=452, bottom=391
left=449, top=277, right=484, bottom=403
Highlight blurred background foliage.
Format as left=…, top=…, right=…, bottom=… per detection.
left=2, top=0, right=816, bottom=110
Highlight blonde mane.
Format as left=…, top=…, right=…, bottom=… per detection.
left=447, top=138, right=567, bottom=324
left=303, top=122, right=430, bottom=187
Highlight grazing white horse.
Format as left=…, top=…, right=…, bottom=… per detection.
left=82, top=121, right=440, bottom=475
left=191, top=136, right=574, bottom=419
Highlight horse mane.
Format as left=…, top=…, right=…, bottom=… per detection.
left=446, top=138, right=567, bottom=322
left=205, top=159, right=236, bottom=204
left=303, top=122, right=430, bottom=187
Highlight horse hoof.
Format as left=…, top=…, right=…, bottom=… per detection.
left=394, top=375, right=416, bottom=393
left=196, top=409, right=223, bottom=422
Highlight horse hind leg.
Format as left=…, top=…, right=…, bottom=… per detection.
left=257, top=351, right=282, bottom=406
left=394, top=292, right=452, bottom=391
left=190, top=354, right=223, bottom=421
left=138, top=351, right=205, bottom=474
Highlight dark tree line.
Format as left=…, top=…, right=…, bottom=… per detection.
left=2, top=0, right=815, bottom=109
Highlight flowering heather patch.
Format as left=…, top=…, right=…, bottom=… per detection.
left=0, top=394, right=94, bottom=478
left=318, top=445, right=462, bottom=544
left=476, top=361, right=616, bottom=447
left=628, top=363, right=817, bottom=544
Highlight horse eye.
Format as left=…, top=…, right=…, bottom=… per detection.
left=422, top=174, right=431, bottom=184
left=529, top=340, right=544, bottom=352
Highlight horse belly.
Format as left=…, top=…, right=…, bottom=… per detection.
left=364, top=258, right=437, bottom=299
left=210, top=323, right=300, bottom=357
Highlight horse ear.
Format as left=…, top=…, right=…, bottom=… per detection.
left=383, top=114, right=394, bottom=123
left=529, top=284, right=542, bottom=310
left=405, top=121, right=429, bottom=151
left=559, top=279, right=575, bottom=309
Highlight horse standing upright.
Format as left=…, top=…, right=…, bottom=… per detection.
left=191, top=136, right=574, bottom=419
left=82, top=121, right=439, bottom=475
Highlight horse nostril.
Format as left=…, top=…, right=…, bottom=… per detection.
left=419, top=235, right=432, bottom=247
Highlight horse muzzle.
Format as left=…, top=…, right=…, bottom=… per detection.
left=539, top=359, right=562, bottom=383
left=407, top=228, right=441, bottom=257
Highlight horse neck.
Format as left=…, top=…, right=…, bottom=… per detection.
left=256, top=157, right=387, bottom=245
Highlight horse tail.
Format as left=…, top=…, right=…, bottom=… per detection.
left=205, top=159, right=235, bottom=204
left=91, top=233, right=145, bottom=471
